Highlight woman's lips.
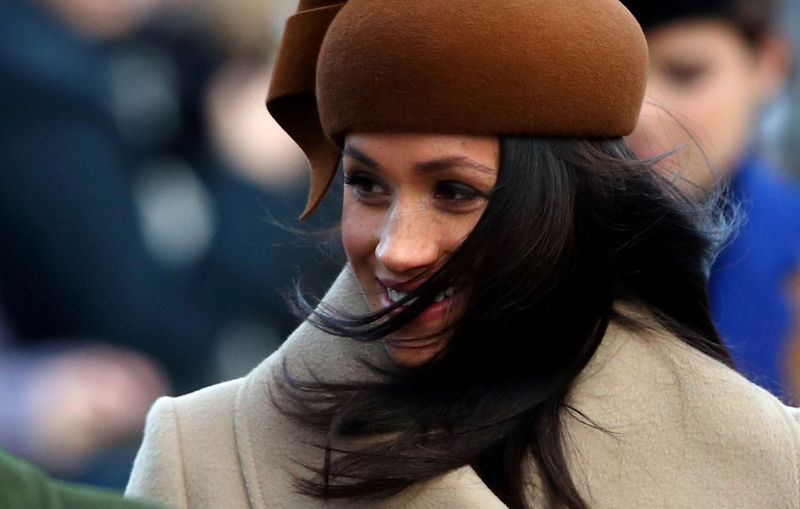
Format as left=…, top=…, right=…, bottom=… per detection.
left=378, top=282, right=456, bottom=324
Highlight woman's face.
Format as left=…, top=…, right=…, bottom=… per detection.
left=341, top=133, right=499, bottom=366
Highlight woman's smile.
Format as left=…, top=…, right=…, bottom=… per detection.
left=378, top=278, right=458, bottom=322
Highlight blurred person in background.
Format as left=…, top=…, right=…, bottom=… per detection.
left=0, top=0, right=339, bottom=489
left=0, top=0, right=182, bottom=487
left=622, top=0, right=800, bottom=401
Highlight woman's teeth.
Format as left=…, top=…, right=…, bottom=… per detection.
left=386, top=287, right=407, bottom=303
left=435, top=286, right=456, bottom=302
left=387, top=286, right=454, bottom=304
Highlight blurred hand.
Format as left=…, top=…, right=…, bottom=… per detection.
left=25, top=346, right=169, bottom=472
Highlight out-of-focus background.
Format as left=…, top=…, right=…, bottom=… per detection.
left=3, top=0, right=800, bottom=493
left=771, top=0, right=800, bottom=166
left=0, top=0, right=342, bottom=489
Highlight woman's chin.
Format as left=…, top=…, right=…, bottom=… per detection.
left=385, top=339, right=445, bottom=366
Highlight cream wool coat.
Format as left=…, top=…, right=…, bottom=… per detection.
left=126, top=268, right=800, bottom=508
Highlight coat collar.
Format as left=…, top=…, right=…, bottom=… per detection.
left=229, top=267, right=735, bottom=508
left=232, top=267, right=507, bottom=508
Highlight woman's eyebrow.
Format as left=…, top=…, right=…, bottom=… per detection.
left=342, top=146, right=381, bottom=169
left=415, top=156, right=497, bottom=175
left=342, top=148, right=496, bottom=175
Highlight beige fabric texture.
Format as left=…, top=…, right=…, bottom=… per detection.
left=126, top=268, right=800, bottom=508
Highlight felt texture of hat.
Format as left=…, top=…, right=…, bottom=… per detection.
left=268, top=0, right=648, bottom=219
left=620, top=0, right=735, bottom=31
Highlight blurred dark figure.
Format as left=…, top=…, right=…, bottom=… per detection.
left=0, top=0, right=340, bottom=486
left=0, top=0, right=215, bottom=390
left=0, top=0, right=183, bottom=485
left=622, top=0, right=800, bottom=402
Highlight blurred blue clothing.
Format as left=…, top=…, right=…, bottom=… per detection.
left=0, top=310, right=33, bottom=460
left=709, top=152, right=800, bottom=400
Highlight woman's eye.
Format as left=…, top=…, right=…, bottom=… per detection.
left=434, top=181, right=485, bottom=203
left=344, top=173, right=389, bottom=200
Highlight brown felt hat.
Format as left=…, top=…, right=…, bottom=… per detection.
left=268, top=0, right=648, bottom=219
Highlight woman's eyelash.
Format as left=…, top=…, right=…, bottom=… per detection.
left=344, top=173, right=487, bottom=203
left=343, top=173, right=372, bottom=187
left=342, top=173, right=363, bottom=186
left=343, top=172, right=388, bottom=195
left=435, top=181, right=487, bottom=201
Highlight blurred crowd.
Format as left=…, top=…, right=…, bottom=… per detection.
left=0, top=0, right=341, bottom=489
left=4, top=0, right=800, bottom=495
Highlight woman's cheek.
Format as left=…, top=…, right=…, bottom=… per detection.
left=342, top=199, right=380, bottom=269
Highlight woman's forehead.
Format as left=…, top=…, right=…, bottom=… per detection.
left=344, top=133, right=500, bottom=170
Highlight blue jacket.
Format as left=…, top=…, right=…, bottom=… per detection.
left=709, top=153, right=800, bottom=400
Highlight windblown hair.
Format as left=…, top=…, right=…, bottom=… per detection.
left=279, top=136, right=734, bottom=509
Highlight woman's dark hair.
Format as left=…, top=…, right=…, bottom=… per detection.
left=278, top=136, right=734, bottom=509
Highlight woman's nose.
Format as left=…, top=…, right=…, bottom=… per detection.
left=375, top=205, right=441, bottom=275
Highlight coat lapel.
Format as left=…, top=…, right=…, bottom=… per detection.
left=232, top=267, right=507, bottom=508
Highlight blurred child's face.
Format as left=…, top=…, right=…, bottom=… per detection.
left=627, top=19, right=786, bottom=188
